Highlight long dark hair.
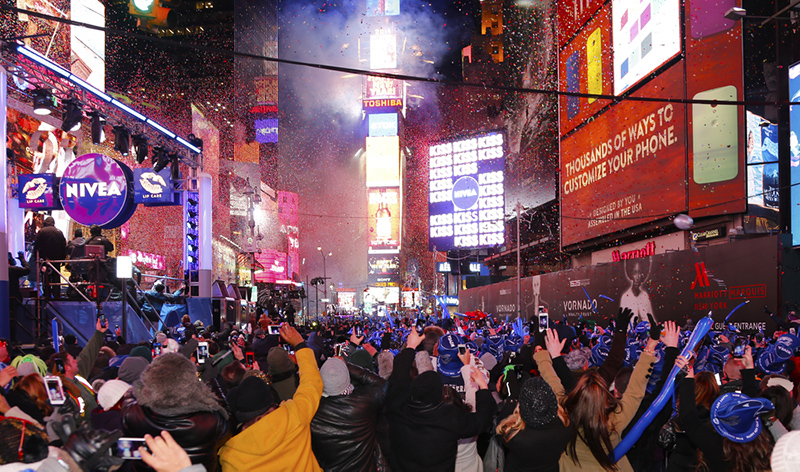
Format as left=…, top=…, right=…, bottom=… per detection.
left=562, top=370, right=619, bottom=470
left=760, top=386, right=793, bottom=428
left=722, top=429, right=773, bottom=472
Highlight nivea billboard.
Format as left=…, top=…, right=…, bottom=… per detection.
left=133, top=168, right=176, bottom=206
left=18, top=173, right=61, bottom=210
left=59, top=153, right=136, bottom=229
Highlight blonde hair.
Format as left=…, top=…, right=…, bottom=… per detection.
left=497, top=402, right=569, bottom=441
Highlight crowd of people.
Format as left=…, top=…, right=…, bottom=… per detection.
left=0, top=306, right=799, bottom=472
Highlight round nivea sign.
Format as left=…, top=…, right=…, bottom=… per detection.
left=59, top=153, right=136, bottom=228
left=451, top=176, right=480, bottom=210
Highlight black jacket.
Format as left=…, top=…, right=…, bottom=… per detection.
left=33, top=224, right=66, bottom=261
left=501, top=417, right=571, bottom=472
left=311, top=362, right=389, bottom=472
left=387, top=348, right=494, bottom=472
left=121, top=392, right=231, bottom=471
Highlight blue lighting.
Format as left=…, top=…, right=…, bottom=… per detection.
left=17, top=45, right=200, bottom=154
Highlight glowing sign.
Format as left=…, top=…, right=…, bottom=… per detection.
left=368, top=254, right=400, bottom=283
left=365, top=75, right=401, bottom=100
left=18, top=174, right=60, bottom=209
left=613, top=0, right=681, bottom=95
left=255, top=118, right=278, bottom=143
left=368, top=187, right=401, bottom=251
left=789, top=61, right=800, bottom=245
left=370, top=34, right=397, bottom=70
left=428, top=131, right=506, bottom=250
left=366, top=136, right=400, bottom=187
left=362, top=98, right=403, bottom=110
left=368, top=113, right=398, bottom=137
left=59, top=153, right=136, bottom=228
left=254, top=249, right=288, bottom=283
left=366, top=0, right=399, bottom=16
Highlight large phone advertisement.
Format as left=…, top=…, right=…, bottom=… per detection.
left=790, top=62, right=800, bottom=246
left=428, top=131, right=505, bottom=251
left=612, top=0, right=681, bottom=95
left=558, top=3, right=613, bottom=136
left=560, top=65, right=686, bottom=247
left=557, top=0, right=606, bottom=47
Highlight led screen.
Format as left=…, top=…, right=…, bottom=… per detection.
left=255, top=118, right=278, bottom=143
left=612, top=0, right=681, bottom=95
left=366, top=136, right=400, bottom=187
left=370, top=34, right=397, bottom=70
left=365, top=75, right=401, bottom=100
left=428, top=131, right=505, bottom=251
left=790, top=62, right=800, bottom=245
left=368, top=254, right=400, bottom=284
left=366, top=0, right=399, bottom=16
left=368, top=113, right=398, bottom=137
left=368, top=187, right=401, bottom=251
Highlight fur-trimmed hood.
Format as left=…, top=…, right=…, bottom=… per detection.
left=133, top=353, right=227, bottom=418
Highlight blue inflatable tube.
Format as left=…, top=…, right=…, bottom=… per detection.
left=611, top=315, right=713, bottom=462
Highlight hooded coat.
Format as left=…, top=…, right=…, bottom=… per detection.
left=121, top=353, right=231, bottom=471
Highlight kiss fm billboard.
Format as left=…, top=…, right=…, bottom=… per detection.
left=459, top=235, right=782, bottom=334
left=558, top=0, right=745, bottom=247
left=428, top=131, right=505, bottom=251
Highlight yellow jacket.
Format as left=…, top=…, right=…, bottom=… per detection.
left=534, top=349, right=656, bottom=472
left=219, top=345, right=323, bottom=472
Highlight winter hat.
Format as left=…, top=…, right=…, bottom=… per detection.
left=480, top=352, right=498, bottom=372
left=349, top=349, right=375, bottom=372
left=756, top=334, right=800, bottom=375
left=118, top=356, right=149, bottom=384
left=97, top=380, right=130, bottom=411
left=320, top=358, right=354, bottom=397
left=437, top=333, right=464, bottom=378
left=564, top=348, right=591, bottom=371
left=134, top=353, right=227, bottom=418
left=519, top=377, right=559, bottom=428
left=771, top=430, right=800, bottom=472
left=267, top=347, right=295, bottom=375
left=129, top=345, right=153, bottom=363
left=227, top=376, right=275, bottom=425
left=414, top=351, right=434, bottom=373
left=411, top=370, right=443, bottom=405
left=377, top=351, right=394, bottom=379
left=163, top=338, right=180, bottom=354
left=711, top=392, right=774, bottom=443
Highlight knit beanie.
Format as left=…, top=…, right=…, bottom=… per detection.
left=772, top=430, right=800, bottom=472
left=227, top=376, right=276, bottom=425
left=411, top=370, right=443, bottom=405
left=267, top=347, right=295, bottom=375
left=349, top=349, right=375, bottom=372
left=320, top=358, right=354, bottom=397
left=129, top=345, right=153, bottom=363
left=415, top=351, right=434, bottom=373
left=518, top=377, right=558, bottom=428
left=118, top=356, right=149, bottom=384
left=97, top=379, right=131, bottom=411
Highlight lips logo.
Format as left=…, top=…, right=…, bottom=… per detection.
left=139, top=172, right=167, bottom=194
left=22, top=177, right=48, bottom=200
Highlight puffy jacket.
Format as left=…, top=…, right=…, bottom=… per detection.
left=121, top=393, right=230, bottom=472
left=310, top=362, right=389, bottom=472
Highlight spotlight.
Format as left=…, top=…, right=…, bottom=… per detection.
left=89, top=112, right=106, bottom=144
left=33, top=89, right=56, bottom=115
left=113, top=127, right=131, bottom=156
left=61, top=99, right=84, bottom=132
left=153, top=147, right=170, bottom=172
left=132, top=135, right=149, bottom=164
left=151, top=146, right=165, bottom=167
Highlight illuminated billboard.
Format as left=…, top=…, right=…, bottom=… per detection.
left=560, top=66, right=686, bottom=246
left=557, top=0, right=605, bottom=47
left=366, top=136, right=400, bottom=187
left=254, top=249, right=288, bottom=283
left=368, top=254, right=400, bottom=284
left=71, top=0, right=105, bottom=89
left=366, top=75, right=402, bottom=100
left=428, top=131, right=506, bottom=251
left=368, top=187, right=401, bottom=252
left=612, top=0, right=681, bottom=95
left=366, top=0, right=399, bottom=16
left=370, top=34, right=397, bottom=70
left=368, top=113, right=398, bottom=137
left=744, top=111, right=779, bottom=234
left=790, top=62, right=800, bottom=246
left=255, top=118, right=278, bottom=143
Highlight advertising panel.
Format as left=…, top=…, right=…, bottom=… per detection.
left=366, top=286, right=400, bottom=304
left=560, top=65, right=686, bottom=247
left=368, top=113, right=398, bottom=137
left=365, top=75, right=402, bottom=100
left=685, top=0, right=745, bottom=218
left=368, top=187, right=401, bottom=251
left=59, top=153, right=136, bottom=228
left=557, top=0, right=606, bottom=47
left=744, top=111, right=780, bottom=233
left=338, top=291, right=357, bottom=308
left=459, top=235, right=781, bottom=334
left=366, top=136, right=400, bottom=187
left=428, top=131, right=506, bottom=251
left=790, top=62, right=800, bottom=246
left=368, top=254, right=400, bottom=284
left=366, top=0, right=399, bottom=16
left=612, top=0, right=681, bottom=95
left=133, top=168, right=173, bottom=205
left=18, top=174, right=60, bottom=210
left=558, top=4, right=613, bottom=136
left=70, top=0, right=105, bottom=90
left=254, top=249, right=288, bottom=283
left=255, top=118, right=279, bottom=143
left=370, top=33, right=397, bottom=70
left=278, top=191, right=299, bottom=279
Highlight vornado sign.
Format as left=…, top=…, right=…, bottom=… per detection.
left=59, top=153, right=136, bottom=228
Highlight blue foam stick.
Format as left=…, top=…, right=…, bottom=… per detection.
left=435, top=296, right=452, bottom=319
left=611, top=315, right=713, bottom=462
left=599, top=294, right=615, bottom=302
left=52, top=318, right=60, bottom=352
left=724, top=300, right=750, bottom=323
left=581, top=287, right=598, bottom=313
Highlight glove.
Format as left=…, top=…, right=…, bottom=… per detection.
left=647, top=313, right=662, bottom=341
left=615, top=308, right=633, bottom=333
